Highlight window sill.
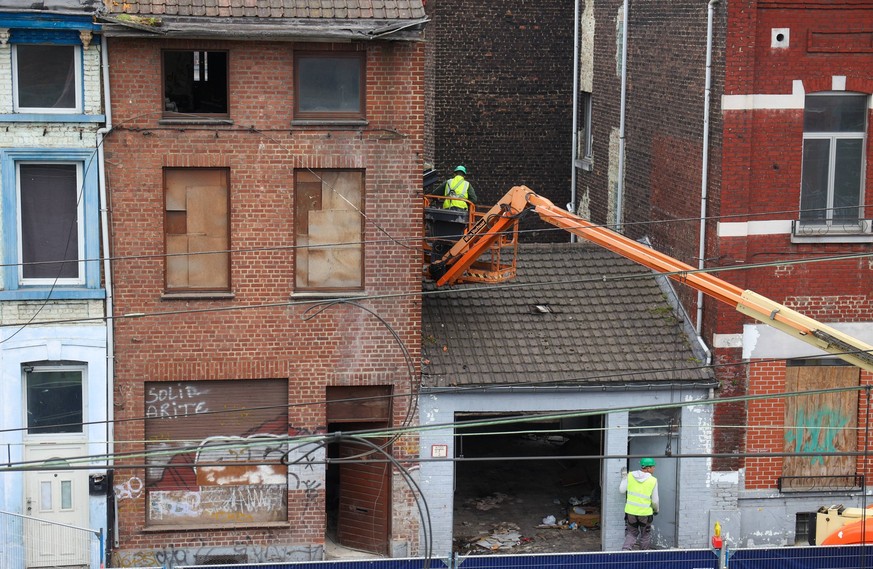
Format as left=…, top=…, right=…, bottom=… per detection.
left=290, top=291, right=367, bottom=300
left=158, top=116, right=233, bottom=126
left=0, top=288, right=105, bottom=301
left=791, top=220, right=873, bottom=243
left=0, top=114, right=106, bottom=123
left=142, top=521, right=290, bottom=533
left=575, top=157, right=593, bottom=172
left=291, top=119, right=369, bottom=128
left=161, top=292, right=235, bottom=300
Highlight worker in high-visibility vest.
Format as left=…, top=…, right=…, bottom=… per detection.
left=442, top=165, right=478, bottom=210
left=619, top=457, right=660, bottom=550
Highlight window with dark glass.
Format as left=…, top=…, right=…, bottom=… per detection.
left=163, top=50, right=229, bottom=116
left=18, top=163, right=81, bottom=283
left=800, top=93, right=867, bottom=226
left=13, top=44, right=80, bottom=112
left=295, top=53, right=365, bottom=120
left=26, top=368, right=83, bottom=435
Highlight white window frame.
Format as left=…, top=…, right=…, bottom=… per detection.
left=15, top=161, right=86, bottom=286
left=578, top=91, right=593, bottom=162
left=11, top=43, right=82, bottom=114
left=798, top=92, right=868, bottom=230
left=22, top=364, right=87, bottom=441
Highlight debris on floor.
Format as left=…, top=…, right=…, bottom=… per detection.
left=464, top=492, right=510, bottom=511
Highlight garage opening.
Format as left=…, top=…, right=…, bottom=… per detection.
left=452, top=412, right=604, bottom=554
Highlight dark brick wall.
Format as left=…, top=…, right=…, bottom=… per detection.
left=106, top=37, right=423, bottom=555
left=425, top=0, right=574, bottom=241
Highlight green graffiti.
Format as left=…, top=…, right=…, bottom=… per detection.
left=785, top=406, right=849, bottom=465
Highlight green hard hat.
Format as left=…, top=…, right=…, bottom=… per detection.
left=640, top=457, right=656, bottom=467
left=454, top=165, right=467, bottom=174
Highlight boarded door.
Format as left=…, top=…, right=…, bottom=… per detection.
left=782, top=363, right=859, bottom=490
left=327, top=386, right=392, bottom=555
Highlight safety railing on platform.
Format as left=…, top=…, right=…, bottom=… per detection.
left=0, top=509, right=104, bottom=569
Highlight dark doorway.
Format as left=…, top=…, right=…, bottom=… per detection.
left=453, top=413, right=604, bottom=554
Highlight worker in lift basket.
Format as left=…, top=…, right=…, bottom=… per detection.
left=619, top=457, right=660, bottom=550
left=442, top=165, right=477, bottom=210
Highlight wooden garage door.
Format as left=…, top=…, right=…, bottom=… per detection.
left=337, top=437, right=391, bottom=554
left=328, top=386, right=392, bottom=554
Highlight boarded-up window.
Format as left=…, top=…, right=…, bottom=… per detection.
left=295, top=170, right=363, bottom=290
left=144, top=379, right=288, bottom=526
left=782, top=362, right=859, bottom=490
left=165, top=168, right=230, bottom=292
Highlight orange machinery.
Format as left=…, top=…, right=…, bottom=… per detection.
left=424, top=185, right=873, bottom=373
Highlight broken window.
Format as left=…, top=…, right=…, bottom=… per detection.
left=294, top=52, right=365, bottom=120
left=294, top=170, right=363, bottom=290
left=164, top=168, right=230, bottom=292
left=163, top=50, right=229, bottom=116
left=13, top=44, right=80, bottom=113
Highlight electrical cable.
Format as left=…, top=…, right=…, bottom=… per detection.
left=3, top=382, right=869, bottom=471
left=2, top=341, right=866, bottom=437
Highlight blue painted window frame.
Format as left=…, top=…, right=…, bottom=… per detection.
left=0, top=148, right=103, bottom=300
left=0, top=24, right=104, bottom=122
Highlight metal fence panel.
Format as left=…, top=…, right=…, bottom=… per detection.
left=0, top=509, right=102, bottom=569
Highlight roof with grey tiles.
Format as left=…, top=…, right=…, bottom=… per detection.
left=106, top=0, right=426, bottom=20
left=98, top=0, right=427, bottom=40
left=421, top=242, right=715, bottom=389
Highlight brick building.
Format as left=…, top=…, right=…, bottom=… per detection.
left=576, top=0, right=873, bottom=547
left=424, top=0, right=574, bottom=241
left=99, top=1, right=426, bottom=564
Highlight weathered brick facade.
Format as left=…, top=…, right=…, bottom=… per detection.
left=105, top=37, right=424, bottom=564
left=424, top=0, right=574, bottom=241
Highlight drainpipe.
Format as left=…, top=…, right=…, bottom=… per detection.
left=97, top=32, right=114, bottom=491
left=569, top=0, right=580, bottom=242
left=696, top=0, right=718, bottom=334
left=615, top=0, right=629, bottom=231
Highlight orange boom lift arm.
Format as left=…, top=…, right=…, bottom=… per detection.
left=426, top=185, right=873, bottom=372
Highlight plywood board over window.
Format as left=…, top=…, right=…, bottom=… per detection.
left=164, top=169, right=230, bottom=292
left=144, top=379, right=289, bottom=527
left=295, top=170, right=363, bottom=291
left=782, top=363, right=859, bottom=490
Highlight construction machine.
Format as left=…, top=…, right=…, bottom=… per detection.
left=423, top=185, right=873, bottom=373
left=424, top=185, right=873, bottom=546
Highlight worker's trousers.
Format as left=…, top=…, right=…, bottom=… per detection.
left=622, top=514, right=654, bottom=550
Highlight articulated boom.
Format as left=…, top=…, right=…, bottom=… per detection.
left=426, top=185, right=873, bottom=372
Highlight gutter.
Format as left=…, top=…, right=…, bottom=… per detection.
left=569, top=0, right=580, bottom=241
left=696, top=0, right=719, bottom=334
left=96, top=32, right=115, bottom=543
left=615, top=0, right=629, bottom=231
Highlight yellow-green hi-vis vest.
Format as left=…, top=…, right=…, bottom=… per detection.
left=443, top=176, right=470, bottom=209
left=625, top=476, right=657, bottom=516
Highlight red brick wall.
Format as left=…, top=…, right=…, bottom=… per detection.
left=106, top=38, right=423, bottom=557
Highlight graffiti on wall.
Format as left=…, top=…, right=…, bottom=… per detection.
left=143, top=379, right=301, bottom=526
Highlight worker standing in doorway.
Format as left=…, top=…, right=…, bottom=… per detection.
left=619, top=457, right=660, bottom=550
left=442, top=165, right=477, bottom=210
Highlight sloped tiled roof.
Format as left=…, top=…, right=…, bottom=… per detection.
left=108, top=0, right=426, bottom=20
left=99, top=0, right=427, bottom=40
left=421, top=242, right=715, bottom=388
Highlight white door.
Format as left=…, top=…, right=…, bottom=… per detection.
left=23, top=446, right=90, bottom=568
left=22, top=367, right=90, bottom=568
